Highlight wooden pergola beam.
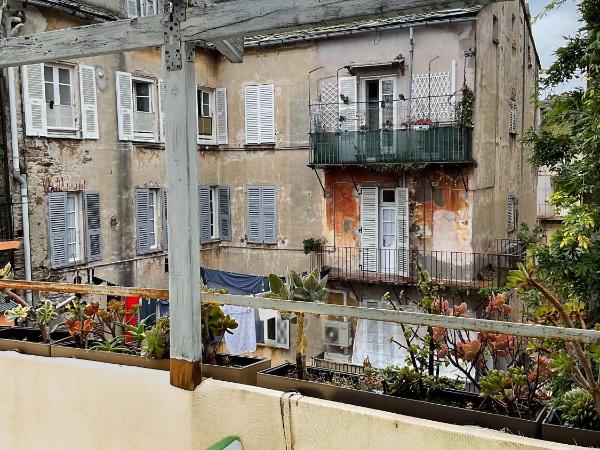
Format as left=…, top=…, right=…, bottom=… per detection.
left=0, top=0, right=502, bottom=68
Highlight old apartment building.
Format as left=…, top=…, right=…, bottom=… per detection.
left=0, top=0, right=539, bottom=365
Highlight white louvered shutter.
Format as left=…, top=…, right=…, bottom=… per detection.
left=116, top=71, right=134, bottom=141
left=22, top=64, right=47, bottom=137
left=126, top=0, right=138, bottom=17
left=48, top=192, right=68, bottom=268
left=136, top=188, right=150, bottom=254
left=259, top=84, right=275, bottom=143
left=245, top=85, right=260, bottom=144
left=338, top=76, right=357, bottom=132
left=158, top=79, right=165, bottom=143
left=84, top=191, right=102, bottom=261
left=396, top=187, right=410, bottom=277
left=161, top=188, right=168, bottom=249
left=261, top=186, right=277, bottom=244
left=199, top=186, right=211, bottom=243
left=247, top=186, right=261, bottom=243
left=360, top=187, right=378, bottom=272
left=79, top=65, right=99, bottom=139
left=218, top=186, right=231, bottom=241
left=215, top=88, right=228, bottom=144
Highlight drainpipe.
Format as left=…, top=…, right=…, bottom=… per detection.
left=4, top=15, right=32, bottom=303
left=407, top=27, right=414, bottom=124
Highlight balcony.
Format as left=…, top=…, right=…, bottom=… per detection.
left=311, top=246, right=523, bottom=289
left=309, top=96, right=474, bottom=166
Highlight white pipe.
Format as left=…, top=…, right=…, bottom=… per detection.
left=4, top=16, right=32, bottom=303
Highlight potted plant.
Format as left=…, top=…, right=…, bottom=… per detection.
left=200, top=296, right=271, bottom=385
left=302, top=238, right=322, bottom=255
left=412, top=118, right=432, bottom=131
left=51, top=298, right=171, bottom=370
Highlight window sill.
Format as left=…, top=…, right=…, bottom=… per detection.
left=244, top=144, right=276, bottom=150
left=201, top=239, right=221, bottom=246
left=45, top=132, right=81, bottom=140
left=132, top=141, right=164, bottom=150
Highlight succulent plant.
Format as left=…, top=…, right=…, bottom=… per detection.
left=4, top=304, right=31, bottom=323
left=553, top=388, right=600, bottom=430
left=266, top=269, right=328, bottom=380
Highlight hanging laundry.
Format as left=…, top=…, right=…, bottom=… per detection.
left=221, top=305, right=257, bottom=355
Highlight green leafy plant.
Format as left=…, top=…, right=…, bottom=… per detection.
left=141, top=317, right=169, bottom=359
left=454, top=85, right=475, bottom=127
left=201, top=287, right=238, bottom=365
left=302, top=238, right=322, bottom=254
left=266, top=269, right=328, bottom=380
left=480, top=368, right=529, bottom=417
left=90, top=339, right=131, bottom=354
left=551, top=388, right=600, bottom=430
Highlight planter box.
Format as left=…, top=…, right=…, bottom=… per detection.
left=50, top=338, right=170, bottom=370
left=203, top=353, right=271, bottom=385
left=258, top=363, right=544, bottom=438
left=0, top=327, right=70, bottom=357
left=541, top=409, right=600, bottom=447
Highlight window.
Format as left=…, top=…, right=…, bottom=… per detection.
left=507, top=196, right=519, bottom=232
left=245, top=84, right=275, bottom=144
left=116, top=72, right=162, bottom=142
left=509, top=98, right=518, bottom=135
left=48, top=191, right=103, bottom=268
left=136, top=187, right=166, bottom=254
left=126, top=0, right=158, bottom=18
left=22, top=63, right=99, bottom=139
left=198, top=88, right=214, bottom=141
left=44, top=65, right=75, bottom=130
left=246, top=186, right=276, bottom=244
left=492, top=15, right=499, bottom=43
left=199, top=185, right=231, bottom=243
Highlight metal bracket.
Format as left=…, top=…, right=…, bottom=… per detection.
left=350, top=173, right=360, bottom=194
left=163, top=0, right=187, bottom=71
left=459, top=168, right=468, bottom=193
left=312, top=167, right=327, bottom=198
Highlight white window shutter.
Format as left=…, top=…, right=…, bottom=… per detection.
left=126, top=0, right=138, bottom=17
left=79, top=65, right=99, bottom=139
left=360, top=187, right=378, bottom=272
left=245, top=85, right=259, bottom=144
left=22, top=64, right=47, bottom=137
left=259, top=84, right=275, bottom=143
left=261, top=186, right=277, bottom=244
left=158, top=79, right=165, bottom=143
left=216, top=87, right=228, bottom=144
left=396, top=187, right=410, bottom=277
left=84, top=191, right=102, bottom=261
left=338, top=76, right=357, bottom=132
left=275, top=313, right=290, bottom=349
left=116, top=71, right=134, bottom=141
left=247, top=186, right=262, bottom=243
left=48, top=192, right=68, bottom=268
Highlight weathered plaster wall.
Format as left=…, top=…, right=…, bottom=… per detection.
left=471, top=2, right=539, bottom=252
left=0, top=352, right=568, bottom=450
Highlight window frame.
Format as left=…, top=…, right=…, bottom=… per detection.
left=65, top=192, right=83, bottom=263
left=129, top=0, right=157, bottom=18
left=43, top=63, right=78, bottom=135
left=197, top=86, right=216, bottom=144
left=148, top=189, right=159, bottom=250
left=209, top=186, right=219, bottom=240
left=131, top=76, right=158, bottom=142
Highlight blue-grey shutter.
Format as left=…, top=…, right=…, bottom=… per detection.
left=247, top=186, right=262, bottom=243
left=161, top=188, right=168, bottom=249
left=218, top=186, right=231, bottom=241
left=262, top=186, right=277, bottom=244
left=84, top=191, right=102, bottom=262
left=48, top=192, right=69, bottom=268
left=199, top=186, right=211, bottom=243
left=136, top=188, right=150, bottom=254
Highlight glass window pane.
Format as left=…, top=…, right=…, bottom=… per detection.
left=58, top=68, right=70, bottom=84
left=136, top=97, right=150, bottom=112
left=382, top=190, right=395, bottom=203
left=59, top=84, right=71, bottom=105
left=197, top=91, right=202, bottom=117
left=135, top=82, right=150, bottom=97
left=44, top=66, right=54, bottom=83
left=45, top=83, right=54, bottom=103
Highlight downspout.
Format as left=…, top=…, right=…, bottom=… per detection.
left=4, top=15, right=32, bottom=303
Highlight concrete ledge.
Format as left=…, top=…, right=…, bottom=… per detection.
left=0, top=352, right=577, bottom=449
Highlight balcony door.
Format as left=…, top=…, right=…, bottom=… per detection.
left=379, top=78, right=397, bottom=155
left=379, top=189, right=397, bottom=275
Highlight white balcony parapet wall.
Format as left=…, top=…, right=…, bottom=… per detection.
left=0, top=352, right=573, bottom=450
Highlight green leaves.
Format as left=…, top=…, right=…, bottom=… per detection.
left=4, top=304, right=31, bottom=323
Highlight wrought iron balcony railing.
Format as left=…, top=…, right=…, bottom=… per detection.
left=309, top=96, right=473, bottom=165
left=310, top=246, right=523, bottom=289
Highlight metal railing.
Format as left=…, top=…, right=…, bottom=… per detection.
left=309, top=96, right=473, bottom=165
left=310, top=246, right=522, bottom=289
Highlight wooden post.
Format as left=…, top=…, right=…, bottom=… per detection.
left=163, top=2, right=202, bottom=390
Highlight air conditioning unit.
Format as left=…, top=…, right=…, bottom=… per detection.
left=324, top=320, right=351, bottom=347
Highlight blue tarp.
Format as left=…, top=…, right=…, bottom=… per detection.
left=203, top=268, right=269, bottom=294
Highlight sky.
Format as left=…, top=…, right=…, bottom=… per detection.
left=527, top=0, right=584, bottom=93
